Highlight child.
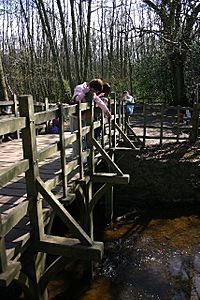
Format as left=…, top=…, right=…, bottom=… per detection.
left=122, top=90, right=135, bottom=122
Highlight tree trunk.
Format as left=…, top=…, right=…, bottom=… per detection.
left=168, top=51, right=187, bottom=106
left=70, top=0, right=81, bottom=83
left=35, top=0, right=70, bottom=102
left=0, top=53, right=9, bottom=101
left=83, top=0, right=92, bottom=80
left=56, top=0, right=73, bottom=90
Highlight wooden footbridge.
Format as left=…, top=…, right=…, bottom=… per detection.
left=0, top=93, right=199, bottom=299
left=0, top=94, right=141, bottom=299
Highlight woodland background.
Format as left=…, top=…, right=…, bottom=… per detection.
left=0, top=0, right=199, bottom=106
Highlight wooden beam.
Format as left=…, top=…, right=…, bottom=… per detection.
left=36, top=177, right=93, bottom=246
left=37, top=143, right=59, bottom=162
left=92, top=173, right=130, bottom=184
left=1, top=200, right=29, bottom=237
left=125, top=122, right=143, bottom=145
left=92, top=138, right=123, bottom=176
left=114, top=122, right=139, bottom=150
left=110, top=147, right=139, bottom=153
left=34, top=109, right=58, bottom=125
left=0, top=159, right=29, bottom=188
left=0, top=261, right=21, bottom=287
left=90, top=183, right=110, bottom=211
left=0, top=117, right=26, bottom=136
left=38, top=235, right=104, bottom=261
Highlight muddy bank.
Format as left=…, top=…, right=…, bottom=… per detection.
left=113, top=141, right=200, bottom=214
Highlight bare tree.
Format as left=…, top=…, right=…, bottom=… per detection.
left=34, top=0, right=70, bottom=101
left=0, top=52, right=9, bottom=101
left=69, top=0, right=81, bottom=82
left=142, top=0, right=200, bottom=105
left=83, top=0, right=92, bottom=80
left=56, top=0, right=73, bottom=88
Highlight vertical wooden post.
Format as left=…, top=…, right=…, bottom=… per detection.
left=101, top=109, right=105, bottom=148
left=118, top=99, right=122, bottom=141
left=122, top=101, right=126, bottom=133
left=112, top=92, right=117, bottom=148
left=83, top=100, right=95, bottom=278
left=85, top=181, right=94, bottom=239
left=58, top=103, right=68, bottom=199
left=88, top=99, right=95, bottom=176
left=105, top=168, right=114, bottom=225
left=177, top=105, right=181, bottom=142
left=108, top=98, right=112, bottom=149
left=44, top=97, right=49, bottom=133
left=78, top=102, right=84, bottom=179
left=160, top=104, right=164, bottom=145
left=196, top=83, right=199, bottom=103
left=12, top=93, right=20, bottom=139
left=189, top=103, right=200, bottom=143
left=143, top=102, right=147, bottom=146
left=18, top=95, right=44, bottom=240
left=18, top=95, right=47, bottom=300
left=0, top=214, right=7, bottom=273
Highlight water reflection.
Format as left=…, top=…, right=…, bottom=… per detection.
left=48, top=209, right=200, bottom=300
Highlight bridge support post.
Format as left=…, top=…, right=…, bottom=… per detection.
left=18, top=95, right=48, bottom=299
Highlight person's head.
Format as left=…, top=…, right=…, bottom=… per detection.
left=122, top=90, right=129, bottom=97
left=88, top=79, right=103, bottom=94
left=102, top=83, right=111, bottom=97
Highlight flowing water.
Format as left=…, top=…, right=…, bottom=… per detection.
left=47, top=206, right=200, bottom=300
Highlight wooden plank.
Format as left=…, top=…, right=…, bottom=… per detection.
left=37, top=143, right=59, bottom=162
left=38, top=235, right=104, bottom=261
left=0, top=117, right=26, bottom=136
left=19, top=95, right=45, bottom=242
left=92, top=173, right=130, bottom=184
left=1, top=201, right=29, bottom=237
left=110, top=147, right=140, bottom=153
left=0, top=261, right=21, bottom=287
left=0, top=195, right=26, bottom=206
left=0, top=159, right=29, bottom=188
left=0, top=214, right=7, bottom=273
left=0, top=188, right=26, bottom=197
left=34, top=109, right=58, bottom=125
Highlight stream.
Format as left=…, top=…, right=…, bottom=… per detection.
left=48, top=206, right=200, bottom=300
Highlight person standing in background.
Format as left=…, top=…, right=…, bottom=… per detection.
left=121, top=90, right=135, bottom=123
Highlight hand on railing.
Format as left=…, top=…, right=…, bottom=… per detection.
left=105, top=110, right=112, bottom=119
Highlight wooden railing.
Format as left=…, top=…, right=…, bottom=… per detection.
left=128, top=102, right=197, bottom=145
left=0, top=94, right=199, bottom=298
left=0, top=93, right=137, bottom=299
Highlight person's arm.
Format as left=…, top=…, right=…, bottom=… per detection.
left=72, top=83, right=90, bottom=103
left=93, top=95, right=112, bottom=118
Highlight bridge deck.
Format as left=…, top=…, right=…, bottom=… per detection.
left=0, top=133, right=74, bottom=260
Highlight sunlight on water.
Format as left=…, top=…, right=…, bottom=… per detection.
left=46, top=211, right=200, bottom=299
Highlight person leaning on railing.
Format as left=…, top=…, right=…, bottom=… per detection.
left=94, top=82, right=111, bottom=140
left=69, top=78, right=112, bottom=158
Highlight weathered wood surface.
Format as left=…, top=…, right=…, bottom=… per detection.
left=0, top=133, right=73, bottom=261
